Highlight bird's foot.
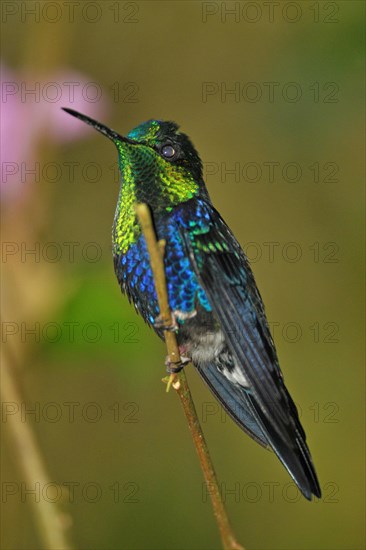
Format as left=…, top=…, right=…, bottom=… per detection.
left=173, top=309, right=197, bottom=321
left=154, top=312, right=178, bottom=332
left=154, top=309, right=197, bottom=332
left=165, top=351, right=190, bottom=374
left=162, top=346, right=191, bottom=392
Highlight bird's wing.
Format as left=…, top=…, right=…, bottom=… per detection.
left=176, top=199, right=321, bottom=499
left=194, top=359, right=269, bottom=448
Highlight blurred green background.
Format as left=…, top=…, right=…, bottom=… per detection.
left=1, top=1, right=364, bottom=549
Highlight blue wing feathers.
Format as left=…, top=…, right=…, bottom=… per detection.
left=176, top=199, right=321, bottom=499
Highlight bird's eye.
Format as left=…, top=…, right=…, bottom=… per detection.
left=161, top=144, right=176, bottom=159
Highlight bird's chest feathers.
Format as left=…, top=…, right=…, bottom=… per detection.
left=112, top=181, right=141, bottom=256
left=113, top=213, right=211, bottom=324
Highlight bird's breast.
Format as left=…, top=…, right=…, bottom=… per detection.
left=113, top=219, right=211, bottom=327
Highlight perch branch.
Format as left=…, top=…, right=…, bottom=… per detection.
left=135, top=203, right=244, bottom=550
left=1, top=344, right=73, bottom=549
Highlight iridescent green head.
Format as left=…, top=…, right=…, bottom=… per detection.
left=62, top=108, right=208, bottom=209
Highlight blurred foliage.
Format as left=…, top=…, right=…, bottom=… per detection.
left=1, top=1, right=365, bottom=549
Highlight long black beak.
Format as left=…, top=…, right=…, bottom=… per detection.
left=62, top=108, right=137, bottom=145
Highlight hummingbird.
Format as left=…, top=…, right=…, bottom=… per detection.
left=63, top=108, right=321, bottom=500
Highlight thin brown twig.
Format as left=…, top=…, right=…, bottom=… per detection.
left=1, top=344, right=74, bottom=550
left=135, top=203, right=244, bottom=550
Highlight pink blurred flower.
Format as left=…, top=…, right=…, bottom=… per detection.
left=1, top=63, right=109, bottom=202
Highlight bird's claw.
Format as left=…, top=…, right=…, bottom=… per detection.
left=165, top=353, right=190, bottom=374
left=154, top=313, right=178, bottom=332
left=154, top=309, right=197, bottom=332
left=163, top=352, right=190, bottom=392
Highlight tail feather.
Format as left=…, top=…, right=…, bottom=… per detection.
left=195, top=361, right=321, bottom=500
left=247, top=392, right=321, bottom=499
